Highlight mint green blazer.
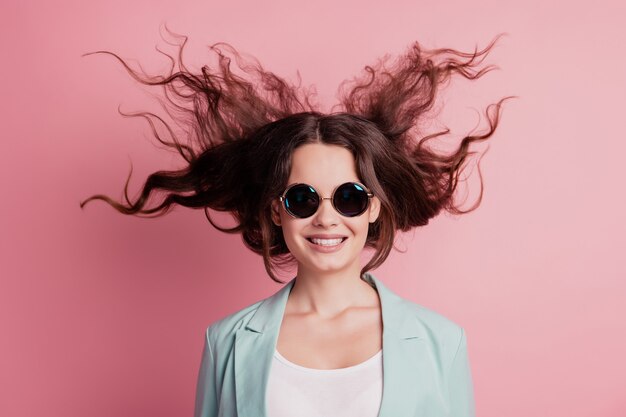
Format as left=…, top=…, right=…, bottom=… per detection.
left=194, top=272, right=475, bottom=417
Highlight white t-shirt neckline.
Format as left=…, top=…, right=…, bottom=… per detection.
left=273, top=348, right=382, bottom=374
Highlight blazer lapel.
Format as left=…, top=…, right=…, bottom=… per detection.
left=372, top=274, right=443, bottom=416
left=233, top=273, right=436, bottom=417
left=234, top=277, right=294, bottom=417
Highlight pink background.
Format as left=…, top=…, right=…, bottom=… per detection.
left=2, top=1, right=625, bottom=416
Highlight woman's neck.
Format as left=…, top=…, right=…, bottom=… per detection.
left=286, top=269, right=379, bottom=319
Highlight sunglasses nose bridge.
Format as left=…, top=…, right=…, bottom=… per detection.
left=313, top=195, right=341, bottom=220
left=316, top=196, right=335, bottom=211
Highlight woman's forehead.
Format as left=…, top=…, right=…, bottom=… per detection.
left=287, top=143, right=360, bottom=187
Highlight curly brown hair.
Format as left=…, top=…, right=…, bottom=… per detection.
left=80, top=28, right=516, bottom=283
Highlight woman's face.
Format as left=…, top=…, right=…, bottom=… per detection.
left=271, top=142, right=381, bottom=277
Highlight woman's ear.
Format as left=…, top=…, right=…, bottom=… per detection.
left=368, top=196, right=381, bottom=224
left=271, top=199, right=282, bottom=226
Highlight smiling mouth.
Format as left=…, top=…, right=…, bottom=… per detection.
left=306, top=237, right=348, bottom=246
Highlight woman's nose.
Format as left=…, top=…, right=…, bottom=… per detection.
left=312, top=197, right=340, bottom=225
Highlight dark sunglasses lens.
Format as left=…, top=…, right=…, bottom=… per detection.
left=284, top=184, right=319, bottom=218
left=334, top=183, right=369, bottom=217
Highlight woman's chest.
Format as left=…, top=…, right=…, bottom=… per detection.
left=275, top=306, right=383, bottom=369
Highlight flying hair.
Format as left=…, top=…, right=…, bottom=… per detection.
left=80, top=27, right=517, bottom=283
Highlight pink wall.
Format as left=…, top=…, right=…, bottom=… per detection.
left=2, top=1, right=625, bottom=416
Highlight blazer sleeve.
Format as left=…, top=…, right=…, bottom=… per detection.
left=446, top=327, right=476, bottom=417
left=194, top=326, right=218, bottom=417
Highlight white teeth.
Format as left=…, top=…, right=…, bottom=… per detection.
left=310, top=238, right=344, bottom=246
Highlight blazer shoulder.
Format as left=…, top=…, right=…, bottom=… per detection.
left=411, top=298, right=463, bottom=330
left=396, top=295, right=466, bottom=353
left=372, top=273, right=465, bottom=342
left=209, top=300, right=264, bottom=335
left=204, top=297, right=264, bottom=347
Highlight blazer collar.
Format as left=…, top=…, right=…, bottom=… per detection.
left=234, top=272, right=434, bottom=417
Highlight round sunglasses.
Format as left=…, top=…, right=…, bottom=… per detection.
left=279, top=181, right=374, bottom=219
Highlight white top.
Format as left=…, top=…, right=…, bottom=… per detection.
left=266, top=348, right=383, bottom=417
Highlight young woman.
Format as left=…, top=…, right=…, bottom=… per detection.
left=81, top=29, right=513, bottom=417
